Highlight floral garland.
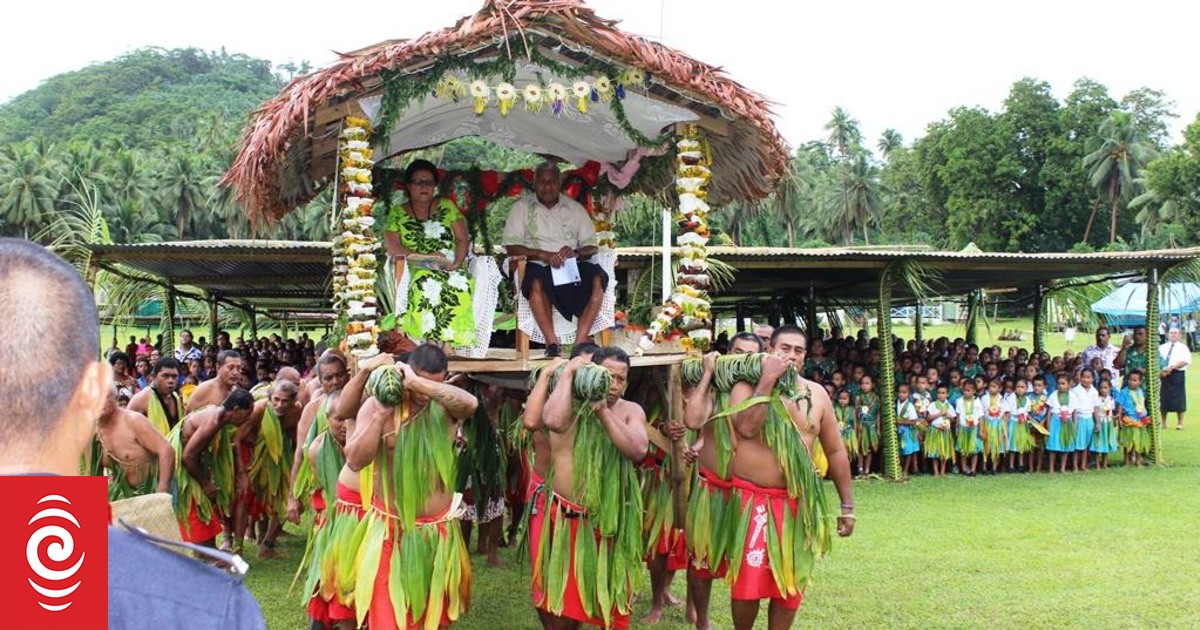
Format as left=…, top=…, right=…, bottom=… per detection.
left=335, top=116, right=381, bottom=359
left=434, top=67, right=646, bottom=117
left=637, top=125, right=713, bottom=354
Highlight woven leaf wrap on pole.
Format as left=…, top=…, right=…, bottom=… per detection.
left=1146, top=268, right=1163, bottom=465
left=878, top=264, right=901, bottom=480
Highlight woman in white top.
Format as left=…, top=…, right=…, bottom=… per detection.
left=1159, top=326, right=1192, bottom=430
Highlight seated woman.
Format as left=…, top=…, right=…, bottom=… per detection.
left=382, top=159, right=476, bottom=350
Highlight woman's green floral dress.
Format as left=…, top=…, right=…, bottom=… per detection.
left=386, top=198, right=475, bottom=346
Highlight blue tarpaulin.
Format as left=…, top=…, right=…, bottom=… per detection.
left=1091, top=282, right=1200, bottom=327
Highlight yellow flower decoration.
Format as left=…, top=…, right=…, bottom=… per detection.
left=495, top=82, right=517, bottom=116
left=469, top=80, right=490, bottom=115
left=522, top=83, right=545, bottom=112
left=572, top=81, right=591, bottom=114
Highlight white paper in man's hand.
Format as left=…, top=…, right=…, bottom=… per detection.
left=551, top=257, right=581, bottom=286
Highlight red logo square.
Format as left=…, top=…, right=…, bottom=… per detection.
left=0, top=476, right=108, bottom=630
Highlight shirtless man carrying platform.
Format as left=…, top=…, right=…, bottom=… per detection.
left=535, top=347, right=649, bottom=630
left=726, top=325, right=855, bottom=630
left=346, top=345, right=478, bottom=630
left=235, top=380, right=303, bottom=557
left=173, top=388, right=255, bottom=547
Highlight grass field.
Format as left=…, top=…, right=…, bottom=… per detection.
left=238, top=319, right=1200, bottom=629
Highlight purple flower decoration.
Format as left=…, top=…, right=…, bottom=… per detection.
left=615, top=85, right=626, bottom=99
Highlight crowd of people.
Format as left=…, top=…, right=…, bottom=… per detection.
left=86, top=315, right=861, bottom=629
left=714, top=321, right=1189, bottom=479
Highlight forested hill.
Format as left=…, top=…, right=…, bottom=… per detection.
left=0, top=47, right=287, bottom=149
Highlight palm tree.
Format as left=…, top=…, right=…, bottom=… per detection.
left=1083, top=111, right=1157, bottom=244
left=160, top=152, right=205, bottom=238
left=877, top=128, right=903, bottom=161
left=825, top=106, right=862, bottom=157
left=0, top=141, right=60, bottom=238
left=822, top=154, right=884, bottom=245
left=1129, top=176, right=1178, bottom=240
left=104, top=149, right=152, bottom=208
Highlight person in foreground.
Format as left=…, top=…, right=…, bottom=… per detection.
left=0, top=238, right=264, bottom=629
left=535, top=347, right=649, bottom=629
left=727, top=325, right=856, bottom=630
left=346, top=344, right=479, bottom=630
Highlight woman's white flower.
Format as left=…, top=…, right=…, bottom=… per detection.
left=547, top=83, right=568, bottom=101
left=469, top=80, right=490, bottom=99
left=495, top=82, right=516, bottom=100
left=420, top=311, right=437, bottom=334
left=447, top=272, right=469, bottom=291
left=594, top=76, right=613, bottom=95
left=421, top=277, right=443, bottom=307
left=439, top=248, right=455, bottom=261
left=442, top=327, right=456, bottom=341
left=424, top=220, right=447, bottom=239
left=572, top=81, right=591, bottom=99
left=621, top=68, right=646, bottom=85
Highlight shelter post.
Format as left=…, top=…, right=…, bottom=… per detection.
left=878, top=264, right=901, bottom=480
left=735, top=303, right=746, bottom=333
left=1146, top=267, right=1164, bottom=465
left=207, top=293, right=218, bottom=344
left=914, top=299, right=924, bottom=343
left=85, top=257, right=100, bottom=290
left=161, top=286, right=177, bottom=355
left=806, top=285, right=818, bottom=339
left=965, top=290, right=980, bottom=345
left=248, top=307, right=258, bottom=340
left=1033, top=285, right=1046, bottom=355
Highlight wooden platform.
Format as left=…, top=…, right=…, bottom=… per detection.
left=450, top=349, right=687, bottom=389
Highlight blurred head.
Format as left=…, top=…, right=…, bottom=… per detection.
left=1079, top=368, right=1095, bottom=388
left=1032, top=376, right=1046, bottom=394
left=1095, top=326, right=1110, bottom=347
left=406, top=344, right=449, bottom=408
left=216, top=350, right=244, bottom=387
left=1127, top=370, right=1143, bottom=389
left=269, top=380, right=299, bottom=417
left=1132, top=326, right=1147, bottom=346
left=220, top=388, right=255, bottom=426
left=860, top=374, right=874, bottom=393
left=897, top=383, right=910, bottom=401
left=836, top=389, right=852, bottom=406
left=533, top=161, right=562, bottom=207
left=987, top=379, right=1001, bottom=395
left=592, top=346, right=631, bottom=404
left=570, top=342, right=600, bottom=362
left=0, top=239, right=107, bottom=473
left=1056, top=372, right=1071, bottom=391
left=936, top=385, right=949, bottom=401
left=961, top=380, right=976, bottom=396
left=326, top=391, right=348, bottom=445
left=755, top=324, right=775, bottom=349
left=152, top=357, right=180, bottom=394
left=769, top=325, right=806, bottom=367
left=109, top=351, right=131, bottom=376
left=404, top=159, right=439, bottom=206
left=730, top=332, right=762, bottom=355
left=317, top=353, right=348, bottom=394
left=1169, top=327, right=1182, bottom=343
left=180, top=329, right=194, bottom=346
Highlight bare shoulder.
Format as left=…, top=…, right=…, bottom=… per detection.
left=614, top=398, right=646, bottom=423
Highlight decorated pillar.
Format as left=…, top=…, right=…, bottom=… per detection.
left=1146, top=267, right=1164, bottom=464
left=914, top=299, right=923, bottom=344
left=807, top=285, right=819, bottom=340
left=638, top=125, right=713, bottom=354
left=965, top=289, right=980, bottom=345
left=335, top=116, right=381, bottom=360
left=878, top=263, right=901, bottom=480
left=207, top=293, right=219, bottom=345
left=160, top=287, right=176, bottom=355
left=248, top=307, right=258, bottom=340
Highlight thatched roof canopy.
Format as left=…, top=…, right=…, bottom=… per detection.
left=223, top=0, right=789, bottom=224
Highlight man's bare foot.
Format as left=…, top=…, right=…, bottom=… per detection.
left=487, top=553, right=504, bottom=568
left=685, top=603, right=697, bottom=624
left=642, top=606, right=664, bottom=625
left=257, top=546, right=282, bottom=559
left=664, top=592, right=683, bottom=608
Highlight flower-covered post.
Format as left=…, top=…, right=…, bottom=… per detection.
left=637, top=124, right=713, bottom=355
left=335, top=117, right=381, bottom=359
left=1146, top=266, right=1163, bottom=464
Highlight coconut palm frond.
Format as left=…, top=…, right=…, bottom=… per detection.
left=881, top=257, right=942, bottom=302
left=375, top=259, right=397, bottom=315
left=1046, top=276, right=1114, bottom=330
left=698, top=257, right=737, bottom=293
left=1161, top=258, right=1200, bottom=285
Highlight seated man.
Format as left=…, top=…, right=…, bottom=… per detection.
left=503, top=160, right=607, bottom=357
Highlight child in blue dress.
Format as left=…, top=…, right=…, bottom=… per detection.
left=896, top=383, right=921, bottom=475
left=955, top=380, right=984, bottom=476
left=834, top=388, right=860, bottom=471
left=1046, top=371, right=1075, bottom=474
left=1070, top=368, right=1100, bottom=473
left=1028, top=375, right=1050, bottom=473
left=1116, top=370, right=1150, bottom=467
left=1090, top=379, right=1118, bottom=468
left=980, top=379, right=1009, bottom=474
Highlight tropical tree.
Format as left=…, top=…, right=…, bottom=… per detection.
left=0, top=140, right=60, bottom=237
left=877, top=128, right=903, bottom=161
left=820, top=154, right=884, bottom=245
left=825, top=106, right=862, bottom=157
left=1082, top=111, right=1157, bottom=244
left=160, top=151, right=206, bottom=238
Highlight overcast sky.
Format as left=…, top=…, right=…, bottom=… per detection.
left=3, top=0, right=1197, bottom=150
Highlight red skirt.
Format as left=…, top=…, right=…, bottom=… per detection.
left=366, top=499, right=459, bottom=630
left=307, top=483, right=364, bottom=624
left=728, top=476, right=805, bottom=610
left=236, top=441, right=263, bottom=520
left=688, top=466, right=731, bottom=580
left=180, top=503, right=222, bottom=544
left=532, top=491, right=631, bottom=629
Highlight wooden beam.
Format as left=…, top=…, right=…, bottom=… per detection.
left=313, top=100, right=367, bottom=128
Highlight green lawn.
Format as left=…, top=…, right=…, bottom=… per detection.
left=241, top=319, right=1200, bottom=628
